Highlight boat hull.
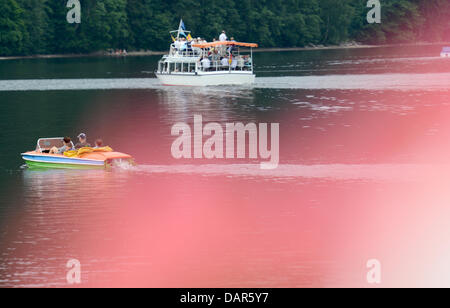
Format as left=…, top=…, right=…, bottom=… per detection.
left=22, top=153, right=106, bottom=170
left=441, top=53, right=450, bottom=58
left=156, top=72, right=255, bottom=86
left=25, top=160, right=105, bottom=170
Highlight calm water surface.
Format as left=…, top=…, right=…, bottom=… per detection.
left=1, top=45, right=450, bottom=287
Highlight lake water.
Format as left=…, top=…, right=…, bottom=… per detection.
left=1, top=45, right=450, bottom=287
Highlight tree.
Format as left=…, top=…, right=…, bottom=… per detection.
left=1, top=0, right=449, bottom=56
left=16, top=0, right=52, bottom=55
left=0, top=0, right=26, bottom=56
left=319, top=0, right=354, bottom=44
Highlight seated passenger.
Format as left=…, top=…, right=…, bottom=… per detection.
left=221, top=57, right=229, bottom=69
left=237, top=56, right=245, bottom=70
left=75, top=133, right=91, bottom=149
left=94, top=139, right=103, bottom=149
left=49, top=137, right=74, bottom=155
left=211, top=49, right=220, bottom=62
left=231, top=57, right=238, bottom=70
left=201, top=57, right=211, bottom=71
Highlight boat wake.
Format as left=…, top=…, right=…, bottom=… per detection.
left=0, top=72, right=449, bottom=91
left=131, top=163, right=448, bottom=182
left=254, top=73, right=450, bottom=90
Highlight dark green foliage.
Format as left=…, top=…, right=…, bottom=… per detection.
left=0, top=0, right=26, bottom=56
left=0, top=0, right=449, bottom=56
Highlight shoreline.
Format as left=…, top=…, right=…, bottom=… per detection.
left=1, top=42, right=448, bottom=61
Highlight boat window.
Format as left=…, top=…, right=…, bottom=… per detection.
left=182, top=63, right=189, bottom=73
left=175, top=63, right=181, bottom=72
left=38, top=138, right=64, bottom=151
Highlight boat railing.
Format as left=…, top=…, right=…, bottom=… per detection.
left=170, top=43, right=203, bottom=57
left=158, top=57, right=253, bottom=74
left=169, top=43, right=252, bottom=59
left=198, top=60, right=252, bottom=72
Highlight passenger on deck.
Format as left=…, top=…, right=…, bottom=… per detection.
left=211, top=49, right=220, bottom=65
left=201, top=57, right=211, bottom=71
left=75, top=133, right=91, bottom=149
left=174, top=38, right=182, bottom=52
left=237, top=56, right=245, bottom=70
left=49, top=137, right=74, bottom=155
left=186, top=40, right=193, bottom=55
left=180, top=38, right=187, bottom=54
left=221, top=57, right=229, bottom=70
left=219, top=31, right=227, bottom=42
left=231, top=57, right=238, bottom=70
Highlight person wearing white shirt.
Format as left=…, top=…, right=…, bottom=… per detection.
left=219, top=31, right=227, bottom=42
left=221, top=57, right=229, bottom=70
left=237, top=56, right=245, bottom=70
left=231, top=58, right=238, bottom=70
left=201, top=57, right=211, bottom=71
left=174, top=39, right=182, bottom=52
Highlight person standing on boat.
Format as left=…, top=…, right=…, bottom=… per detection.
left=174, top=38, right=182, bottom=52
left=219, top=31, right=227, bottom=42
left=228, top=37, right=237, bottom=54
left=75, top=133, right=91, bottom=149
left=219, top=31, right=228, bottom=56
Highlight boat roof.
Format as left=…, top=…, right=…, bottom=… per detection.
left=192, top=41, right=258, bottom=49
left=442, top=47, right=450, bottom=52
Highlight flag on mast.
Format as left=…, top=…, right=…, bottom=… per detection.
left=178, top=19, right=186, bottom=38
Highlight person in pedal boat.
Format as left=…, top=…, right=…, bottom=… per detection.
left=75, top=133, right=91, bottom=149
left=94, top=139, right=103, bottom=149
left=49, top=137, right=74, bottom=154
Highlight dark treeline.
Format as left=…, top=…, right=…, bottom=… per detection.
left=0, top=0, right=449, bottom=56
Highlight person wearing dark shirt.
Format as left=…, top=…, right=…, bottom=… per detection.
left=75, top=133, right=91, bottom=149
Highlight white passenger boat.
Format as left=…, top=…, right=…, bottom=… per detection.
left=155, top=23, right=258, bottom=86
left=441, top=47, right=450, bottom=58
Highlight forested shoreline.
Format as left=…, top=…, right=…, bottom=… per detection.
left=0, top=0, right=449, bottom=57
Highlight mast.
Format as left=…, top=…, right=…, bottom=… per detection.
left=177, top=19, right=184, bottom=40
left=170, top=19, right=191, bottom=41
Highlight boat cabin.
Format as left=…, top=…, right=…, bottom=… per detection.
left=157, top=41, right=257, bottom=75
